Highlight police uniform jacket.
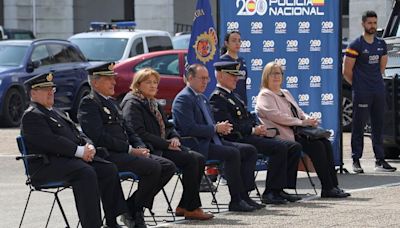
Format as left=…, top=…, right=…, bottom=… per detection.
left=78, top=91, right=145, bottom=154
left=120, top=92, right=180, bottom=156
left=209, top=86, right=255, bottom=141
left=21, top=102, right=97, bottom=175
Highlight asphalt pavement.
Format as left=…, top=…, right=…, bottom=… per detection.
left=1, top=129, right=400, bottom=227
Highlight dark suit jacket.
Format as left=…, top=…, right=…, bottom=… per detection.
left=209, top=87, right=256, bottom=141
left=120, top=93, right=180, bottom=155
left=21, top=102, right=94, bottom=174
left=172, top=86, right=218, bottom=157
left=78, top=91, right=145, bottom=154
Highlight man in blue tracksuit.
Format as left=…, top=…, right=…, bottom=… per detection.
left=343, top=10, right=396, bottom=173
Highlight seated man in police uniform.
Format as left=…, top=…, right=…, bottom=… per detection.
left=78, top=63, right=176, bottom=228
left=21, top=72, right=131, bottom=228
left=209, top=61, right=302, bottom=204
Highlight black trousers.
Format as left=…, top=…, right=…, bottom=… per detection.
left=240, top=135, right=302, bottom=191
left=107, top=152, right=176, bottom=213
left=296, top=137, right=338, bottom=190
left=32, top=157, right=127, bottom=228
left=208, top=140, right=258, bottom=196
left=162, top=149, right=205, bottom=211
left=351, top=91, right=385, bottom=160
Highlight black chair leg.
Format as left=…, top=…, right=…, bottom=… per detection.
left=55, top=192, right=71, bottom=228
left=45, top=193, right=57, bottom=228
left=161, top=188, right=175, bottom=221
left=301, top=156, right=318, bottom=195
left=203, top=173, right=220, bottom=213
left=19, top=190, right=33, bottom=228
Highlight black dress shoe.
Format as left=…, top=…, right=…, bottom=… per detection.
left=261, top=192, right=287, bottom=205
left=229, top=200, right=256, bottom=212
left=280, top=190, right=302, bottom=202
left=321, top=188, right=350, bottom=198
left=244, top=198, right=266, bottom=209
left=119, top=213, right=135, bottom=228
left=134, top=211, right=147, bottom=228
left=334, top=187, right=351, bottom=197
left=102, top=225, right=122, bottom=228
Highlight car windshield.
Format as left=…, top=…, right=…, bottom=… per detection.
left=0, top=45, right=28, bottom=66
left=70, top=38, right=128, bottom=61
left=172, top=35, right=190, bottom=49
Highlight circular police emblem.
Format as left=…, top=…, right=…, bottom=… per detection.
left=46, top=73, right=53, bottom=82
left=192, top=28, right=218, bottom=64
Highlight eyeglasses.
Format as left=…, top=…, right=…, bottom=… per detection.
left=195, top=76, right=210, bottom=82
left=269, top=72, right=283, bottom=77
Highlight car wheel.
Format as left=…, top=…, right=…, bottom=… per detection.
left=384, top=146, right=400, bottom=159
left=69, top=85, right=91, bottom=122
left=1, top=88, right=26, bottom=127
left=342, top=89, right=352, bottom=132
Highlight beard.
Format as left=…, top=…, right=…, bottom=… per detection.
left=364, top=27, right=376, bottom=35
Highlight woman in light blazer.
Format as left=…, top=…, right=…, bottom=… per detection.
left=255, top=61, right=350, bottom=198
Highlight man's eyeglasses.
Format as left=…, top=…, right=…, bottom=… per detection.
left=195, top=76, right=210, bottom=82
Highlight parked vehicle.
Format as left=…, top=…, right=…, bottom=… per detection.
left=0, top=26, right=35, bottom=40
left=113, top=49, right=187, bottom=114
left=69, top=21, right=173, bottom=62
left=172, top=33, right=191, bottom=49
left=0, top=39, right=90, bottom=127
left=367, top=0, right=400, bottom=158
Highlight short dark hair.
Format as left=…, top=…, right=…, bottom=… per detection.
left=185, top=63, right=203, bottom=79
left=362, top=10, right=377, bottom=22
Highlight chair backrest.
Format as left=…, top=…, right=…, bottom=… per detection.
left=16, top=136, right=30, bottom=177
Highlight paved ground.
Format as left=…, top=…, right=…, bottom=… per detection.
left=1, top=129, right=400, bottom=227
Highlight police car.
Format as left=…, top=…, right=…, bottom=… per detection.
left=69, top=21, right=173, bottom=62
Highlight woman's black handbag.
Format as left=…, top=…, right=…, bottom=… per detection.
left=295, top=126, right=331, bottom=140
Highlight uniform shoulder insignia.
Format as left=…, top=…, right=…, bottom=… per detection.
left=26, top=106, right=34, bottom=112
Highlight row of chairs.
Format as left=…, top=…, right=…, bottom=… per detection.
left=16, top=135, right=317, bottom=227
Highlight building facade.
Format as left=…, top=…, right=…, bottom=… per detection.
left=0, top=0, right=394, bottom=40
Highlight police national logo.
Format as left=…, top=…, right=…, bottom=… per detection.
left=192, top=28, right=218, bottom=64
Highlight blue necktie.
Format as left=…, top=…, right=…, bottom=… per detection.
left=197, top=94, right=222, bottom=145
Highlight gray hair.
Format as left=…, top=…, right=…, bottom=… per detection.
left=87, top=74, right=101, bottom=86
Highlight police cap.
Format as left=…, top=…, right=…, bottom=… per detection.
left=213, top=61, right=242, bottom=76
left=86, top=62, right=117, bottom=77
left=24, top=72, right=56, bottom=89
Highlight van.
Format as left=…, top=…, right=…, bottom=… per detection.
left=69, top=21, right=173, bottom=62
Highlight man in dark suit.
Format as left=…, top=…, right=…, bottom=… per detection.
left=172, top=63, right=263, bottom=212
left=21, top=72, right=131, bottom=228
left=78, top=63, right=176, bottom=228
left=209, top=61, right=302, bottom=204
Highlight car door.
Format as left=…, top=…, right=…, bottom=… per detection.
left=46, top=43, right=88, bottom=110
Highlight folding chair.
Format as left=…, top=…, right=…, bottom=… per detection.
left=118, top=170, right=176, bottom=225
left=16, top=136, right=73, bottom=228
left=252, top=154, right=269, bottom=201
left=297, top=152, right=318, bottom=195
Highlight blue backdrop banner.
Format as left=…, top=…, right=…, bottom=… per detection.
left=188, top=0, right=219, bottom=96
left=218, top=0, right=342, bottom=165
